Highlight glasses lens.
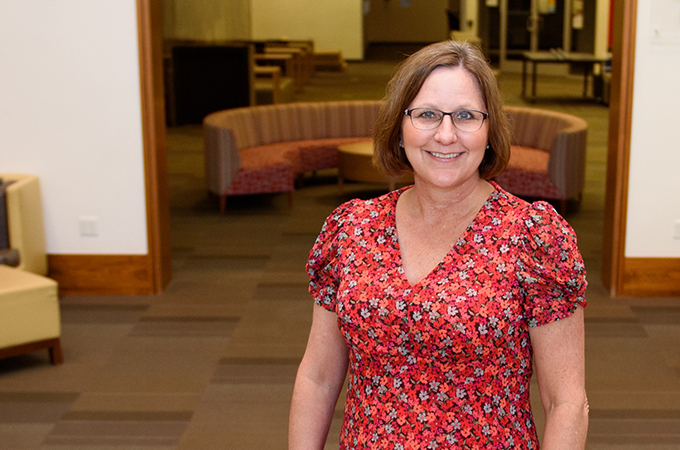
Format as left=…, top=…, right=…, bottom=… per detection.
left=452, top=110, right=485, bottom=132
left=409, top=109, right=486, bottom=131
left=410, top=109, right=443, bottom=130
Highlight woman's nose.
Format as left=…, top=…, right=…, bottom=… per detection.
left=434, top=116, right=458, bottom=144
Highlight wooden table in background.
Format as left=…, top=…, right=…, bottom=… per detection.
left=337, top=140, right=413, bottom=192
left=522, top=50, right=609, bottom=103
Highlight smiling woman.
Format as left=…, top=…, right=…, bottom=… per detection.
left=289, top=40, right=588, bottom=450
left=399, top=66, right=489, bottom=194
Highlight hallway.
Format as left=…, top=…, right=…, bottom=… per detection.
left=1, top=59, right=679, bottom=449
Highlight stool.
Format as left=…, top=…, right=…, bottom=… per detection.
left=0, top=265, right=62, bottom=365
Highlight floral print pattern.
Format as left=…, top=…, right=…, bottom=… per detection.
left=307, top=182, right=587, bottom=450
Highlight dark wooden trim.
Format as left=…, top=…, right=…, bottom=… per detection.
left=0, top=338, right=63, bottom=365
left=621, top=258, right=680, bottom=297
left=136, top=0, right=172, bottom=294
left=602, top=0, right=637, bottom=296
left=48, top=254, right=154, bottom=295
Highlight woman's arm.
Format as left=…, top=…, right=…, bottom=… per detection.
left=289, top=304, right=350, bottom=450
left=529, top=305, right=588, bottom=450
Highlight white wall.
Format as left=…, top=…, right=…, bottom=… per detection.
left=251, top=0, right=363, bottom=60
left=625, top=0, right=680, bottom=257
left=0, top=0, right=148, bottom=255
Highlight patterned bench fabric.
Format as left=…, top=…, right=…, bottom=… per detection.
left=243, top=137, right=372, bottom=174
left=203, top=101, right=383, bottom=198
left=494, top=145, right=561, bottom=199
left=501, top=107, right=588, bottom=202
left=251, top=101, right=382, bottom=145
left=226, top=147, right=294, bottom=196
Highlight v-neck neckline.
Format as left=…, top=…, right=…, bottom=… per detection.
left=389, top=183, right=498, bottom=289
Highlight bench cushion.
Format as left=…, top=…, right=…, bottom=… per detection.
left=242, top=137, right=372, bottom=175
left=226, top=147, right=295, bottom=196
left=494, top=145, right=561, bottom=199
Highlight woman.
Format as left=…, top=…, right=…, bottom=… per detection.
left=289, top=41, right=588, bottom=450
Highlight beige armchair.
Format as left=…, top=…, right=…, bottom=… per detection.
left=0, top=173, right=62, bottom=365
left=494, top=106, right=588, bottom=214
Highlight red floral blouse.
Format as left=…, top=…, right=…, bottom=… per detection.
left=307, top=182, right=587, bottom=450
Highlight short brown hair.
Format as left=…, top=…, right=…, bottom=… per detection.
left=372, top=40, right=510, bottom=179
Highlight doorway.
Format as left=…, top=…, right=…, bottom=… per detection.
left=479, top=0, right=582, bottom=70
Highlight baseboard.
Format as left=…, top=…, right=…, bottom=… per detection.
left=47, top=254, right=154, bottom=295
left=620, top=257, right=680, bottom=297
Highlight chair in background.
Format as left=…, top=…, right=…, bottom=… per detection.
left=203, top=110, right=295, bottom=213
left=0, top=173, right=62, bottom=365
left=494, top=106, right=588, bottom=214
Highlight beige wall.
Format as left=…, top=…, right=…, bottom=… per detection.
left=364, top=0, right=449, bottom=43
left=251, top=0, right=363, bottom=59
left=160, top=0, right=454, bottom=59
left=161, top=0, right=251, bottom=41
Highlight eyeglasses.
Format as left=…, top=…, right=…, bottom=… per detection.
left=404, top=108, right=489, bottom=132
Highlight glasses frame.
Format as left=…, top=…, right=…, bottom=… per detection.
left=404, top=108, right=489, bottom=132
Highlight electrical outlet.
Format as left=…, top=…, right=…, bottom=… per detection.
left=674, top=219, right=680, bottom=240
left=79, top=216, right=98, bottom=237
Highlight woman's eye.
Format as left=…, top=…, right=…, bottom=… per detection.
left=455, top=110, right=474, bottom=120
left=418, top=110, right=439, bottom=119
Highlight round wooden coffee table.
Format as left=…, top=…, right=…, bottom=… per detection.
left=337, top=140, right=413, bottom=192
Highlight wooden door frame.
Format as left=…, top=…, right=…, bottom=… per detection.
left=602, top=0, right=680, bottom=297
left=602, top=0, right=636, bottom=296
left=137, top=0, right=172, bottom=293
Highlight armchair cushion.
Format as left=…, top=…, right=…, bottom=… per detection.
left=0, top=265, right=61, bottom=362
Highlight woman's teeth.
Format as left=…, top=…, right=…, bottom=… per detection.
left=428, top=151, right=461, bottom=159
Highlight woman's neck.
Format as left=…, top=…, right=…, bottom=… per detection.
left=401, top=177, right=494, bottom=226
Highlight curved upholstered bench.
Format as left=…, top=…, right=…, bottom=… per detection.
left=204, top=102, right=587, bottom=215
left=495, top=106, right=588, bottom=213
left=203, top=100, right=382, bottom=212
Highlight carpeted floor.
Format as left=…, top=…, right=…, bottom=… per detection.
left=1, top=51, right=679, bottom=449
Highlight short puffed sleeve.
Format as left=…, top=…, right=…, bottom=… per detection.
left=306, top=201, right=356, bottom=312
left=517, top=201, right=587, bottom=327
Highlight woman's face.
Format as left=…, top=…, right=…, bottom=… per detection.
left=401, top=66, right=489, bottom=192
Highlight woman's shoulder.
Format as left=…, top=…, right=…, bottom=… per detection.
left=325, top=188, right=404, bottom=227
left=487, top=183, right=570, bottom=233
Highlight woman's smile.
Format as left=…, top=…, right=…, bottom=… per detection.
left=426, top=150, right=463, bottom=160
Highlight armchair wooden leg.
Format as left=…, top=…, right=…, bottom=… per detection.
left=219, top=195, right=227, bottom=214
left=49, top=338, right=64, bottom=365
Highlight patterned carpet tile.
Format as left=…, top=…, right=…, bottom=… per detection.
left=252, top=284, right=312, bottom=302
left=59, top=304, right=149, bottom=324
left=211, top=357, right=300, bottom=384
left=589, top=408, right=680, bottom=444
left=0, top=392, right=79, bottom=423
left=585, top=316, right=648, bottom=337
left=130, top=316, right=240, bottom=337
left=43, top=410, right=193, bottom=447
left=632, top=306, right=680, bottom=324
